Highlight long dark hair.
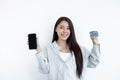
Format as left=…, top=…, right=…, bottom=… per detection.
left=52, top=16, right=83, bottom=78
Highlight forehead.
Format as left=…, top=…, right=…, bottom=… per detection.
left=58, top=20, right=69, bottom=25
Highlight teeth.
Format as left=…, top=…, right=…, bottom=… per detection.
left=61, top=34, right=68, bottom=37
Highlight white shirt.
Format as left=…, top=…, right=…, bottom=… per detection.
left=35, top=41, right=100, bottom=80
left=59, top=51, right=71, bottom=62
left=59, top=51, right=77, bottom=80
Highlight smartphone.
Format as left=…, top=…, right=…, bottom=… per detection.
left=90, top=31, right=99, bottom=39
left=28, top=33, right=37, bottom=49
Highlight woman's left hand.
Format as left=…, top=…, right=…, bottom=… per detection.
left=91, top=37, right=99, bottom=45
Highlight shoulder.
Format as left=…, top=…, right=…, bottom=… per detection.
left=43, top=41, right=59, bottom=51
left=80, top=45, right=89, bottom=53
left=79, top=45, right=90, bottom=58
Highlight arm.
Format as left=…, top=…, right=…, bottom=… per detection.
left=35, top=38, right=49, bottom=74
left=87, top=44, right=100, bottom=68
left=87, top=37, right=101, bottom=68
left=35, top=49, right=49, bottom=74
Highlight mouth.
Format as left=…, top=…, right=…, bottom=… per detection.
left=61, top=34, right=69, bottom=37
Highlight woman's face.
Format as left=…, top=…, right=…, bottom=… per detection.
left=55, top=21, right=70, bottom=41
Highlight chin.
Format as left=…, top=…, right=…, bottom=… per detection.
left=61, top=37, right=69, bottom=41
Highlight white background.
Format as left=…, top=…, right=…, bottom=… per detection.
left=0, top=0, right=120, bottom=80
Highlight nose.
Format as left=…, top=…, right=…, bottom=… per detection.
left=63, top=28, right=67, bottom=33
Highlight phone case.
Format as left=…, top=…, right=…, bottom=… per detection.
left=28, top=33, right=37, bottom=49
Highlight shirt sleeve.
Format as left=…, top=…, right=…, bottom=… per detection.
left=35, top=48, right=50, bottom=74
left=86, top=44, right=101, bottom=68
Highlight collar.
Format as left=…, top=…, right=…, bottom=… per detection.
left=52, top=41, right=74, bottom=63
left=52, top=41, right=61, bottom=50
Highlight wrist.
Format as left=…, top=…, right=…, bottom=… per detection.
left=36, top=49, right=41, bottom=54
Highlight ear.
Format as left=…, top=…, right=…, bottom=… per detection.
left=55, top=27, right=57, bottom=32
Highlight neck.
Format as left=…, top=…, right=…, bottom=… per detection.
left=56, top=40, right=69, bottom=53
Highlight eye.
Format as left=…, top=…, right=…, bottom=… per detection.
left=67, top=26, right=70, bottom=29
left=59, top=26, right=64, bottom=29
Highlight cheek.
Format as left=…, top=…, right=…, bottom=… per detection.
left=68, top=30, right=71, bottom=34
left=56, top=28, right=62, bottom=33
left=57, top=31, right=62, bottom=36
left=55, top=29, right=61, bottom=35
left=55, top=27, right=60, bottom=32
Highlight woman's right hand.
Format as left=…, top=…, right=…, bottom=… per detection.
left=36, top=37, right=41, bottom=54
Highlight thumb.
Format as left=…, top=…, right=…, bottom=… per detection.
left=92, top=37, right=99, bottom=44
left=36, top=37, right=41, bottom=53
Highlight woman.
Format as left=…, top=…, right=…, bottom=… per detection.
left=36, top=17, right=100, bottom=80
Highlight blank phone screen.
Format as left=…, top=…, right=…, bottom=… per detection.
left=28, top=33, right=37, bottom=49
